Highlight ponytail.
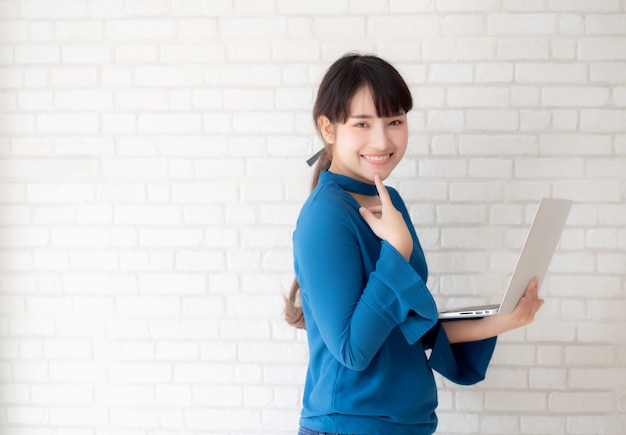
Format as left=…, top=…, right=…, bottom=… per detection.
left=284, top=147, right=332, bottom=329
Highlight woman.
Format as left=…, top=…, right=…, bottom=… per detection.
left=285, top=53, right=543, bottom=435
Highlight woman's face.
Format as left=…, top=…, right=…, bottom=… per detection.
left=324, top=86, right=408, bottom=184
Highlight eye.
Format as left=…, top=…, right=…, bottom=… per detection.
left=388, top=119, right=403, bottom=126
left=354, top=122, right=368, bottom=128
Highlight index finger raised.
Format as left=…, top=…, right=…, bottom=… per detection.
left=373, top=174, right=392, bottom=205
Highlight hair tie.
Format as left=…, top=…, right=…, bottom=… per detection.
left=306, top=148, right=324, bottom=167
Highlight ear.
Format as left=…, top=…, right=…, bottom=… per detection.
left=318, top=115, right=335, bottom=145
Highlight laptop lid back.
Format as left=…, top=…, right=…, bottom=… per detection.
left=497, top=198, right=572, bottom=314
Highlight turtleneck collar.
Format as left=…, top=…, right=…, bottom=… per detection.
left=320, top=170, right=379, bottom=196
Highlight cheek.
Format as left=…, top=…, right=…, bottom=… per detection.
left=334, top=130, right=362, bottom=151
left=394, top=129, right=409, bottom=150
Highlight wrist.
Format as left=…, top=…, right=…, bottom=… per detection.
left=390, top=238, right=412, bottom=260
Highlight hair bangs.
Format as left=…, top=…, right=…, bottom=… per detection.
left=314, top=54, right=413, bottom=128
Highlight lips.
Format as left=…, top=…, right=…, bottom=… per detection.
left=362, top=153, right=392, bottom=164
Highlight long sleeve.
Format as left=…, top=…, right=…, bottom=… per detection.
left=423, top=322, right=497, bottom=385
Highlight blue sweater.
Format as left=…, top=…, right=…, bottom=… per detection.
left=293, top=170, right=497, bottom=435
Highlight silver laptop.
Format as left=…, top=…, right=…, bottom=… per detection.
left=438, top=198, right=573, bottom=320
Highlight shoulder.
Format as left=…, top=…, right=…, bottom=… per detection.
left=385, top=184, right=407, bottom=209
left=301, top=181, right=355, bottom=217
left=385, top=184, right=401, bottom=200
left=294, top=183, right=358, bottom=239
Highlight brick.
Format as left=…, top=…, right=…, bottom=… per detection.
left=434, top=412, right=480, bottom=433
left=520, top=416, right=567, bottom=434
left=106, top=19, right=174, bottom=40
left=476, top=62, right=514, bottom=82
left=10, top=318, right=55, bottom=338
left=369, top=16, right=439, bottom=37
left=63, top=273, right=137, bottom=294
left=61, top=45, right=112, bottom=64
left=466, top=110, right=518, bottom=131
left=313, top=16, right=365, bottom=38
left=233, top=112, right=294, bottom=134
left=38, top=113, right=100, bottom=134
left=559, top=14, right=585, bottom=34
left=138, top=113, right=202, bottom=133
left=485, top=391, right=547, bottom=412
left=566, top=415, right=626, bottom=435
left=529, top=367, right=568, bottom=389
left=497, top=39, right=550, bottom=60
left=102, top=113, right=137, bottom=134
left=278, top=0, right=348, bottom=14
left=447, top=87, right=510, bottom=107
left=426, top=110, right=465, bottom=131
left=186, top=408, right=262, bottom=431
left=515, top=157, right=584, bottom=178
left=542, top=87, right=610, bottom=107
left=539, top=134, right=612, bottom=155
left=135, top=66, right=204, bottom=87
left=55, top=20, right=104, bottom=40
left=570, top=367, right=626, bottom=389
left=590, top=62, right=626, bottom=82
left=0, top=228, right=48, bottom=248
left=554, top=180, right=622, bottom=201
left=0, top=114, right=35, bottom=134
left=20, top=0, right=87, bottom=18
left=116, top=295, right=181, bottom=317
left=139, top=273, right=207, bottom=294
left=551, top=39, right=578, bottom=59
left=7, top=406, right=49, bottom=425
left=520, top=110, right=551, bottom=130
left=15, top=45, right=60, bottom=64
left=516, top=63, right=588, bottom=83
left=549, top=0, right=620, bottom=12
left=579, top=38, right=626, bottom=60
left=460, top=134, right=538, bottom=155
left=489, top=14, right=557, bottom=35
left=102, top=158, right=168, bottom=180
left=221, top=17, right=288, bottom=39
left=54, top=89, right=113, bottom=110
left=423, top=38, right=494, bottom=61
left=549, top=392, right=614, bottom=413
left=95, top=385, right=154, bottom=406
left=442, top=15, right=485, bottom=35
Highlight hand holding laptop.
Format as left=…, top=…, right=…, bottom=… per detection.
left=439, top=198, right=572, bottom=320
left=504, top=276, right=545, bottom=327
left=441, top=276, right=545, bottom=344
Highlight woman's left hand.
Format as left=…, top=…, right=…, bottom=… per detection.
left=441, top=277, right=545, bottom=344
left=503, top=276, right=545, bottom=327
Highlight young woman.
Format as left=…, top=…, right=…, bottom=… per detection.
left=285, top=53, right=544, bottom=435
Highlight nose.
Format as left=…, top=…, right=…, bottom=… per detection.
left=369, top=123, right=389, bottom=150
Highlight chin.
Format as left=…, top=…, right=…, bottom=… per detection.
left=365, top=165, right=395, bottom=180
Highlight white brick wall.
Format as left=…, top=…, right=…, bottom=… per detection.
left=1, top=0, right=625, bottom=434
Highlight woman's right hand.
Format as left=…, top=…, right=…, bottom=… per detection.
left=359, top=174, right=413, bottom=260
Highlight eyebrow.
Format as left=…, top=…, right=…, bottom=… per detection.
left=348, top=112, right=405, bottom=119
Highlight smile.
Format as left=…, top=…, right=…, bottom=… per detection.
left=362, top=154, right=392, bottom=163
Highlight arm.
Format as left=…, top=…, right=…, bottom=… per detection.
left=441, top=277, right=544, bottom=344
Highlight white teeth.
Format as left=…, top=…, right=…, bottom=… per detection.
left=363, top=154, right=390, bottom=162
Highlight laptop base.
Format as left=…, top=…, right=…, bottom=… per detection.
left=438, top=304, right=500, bottom=320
